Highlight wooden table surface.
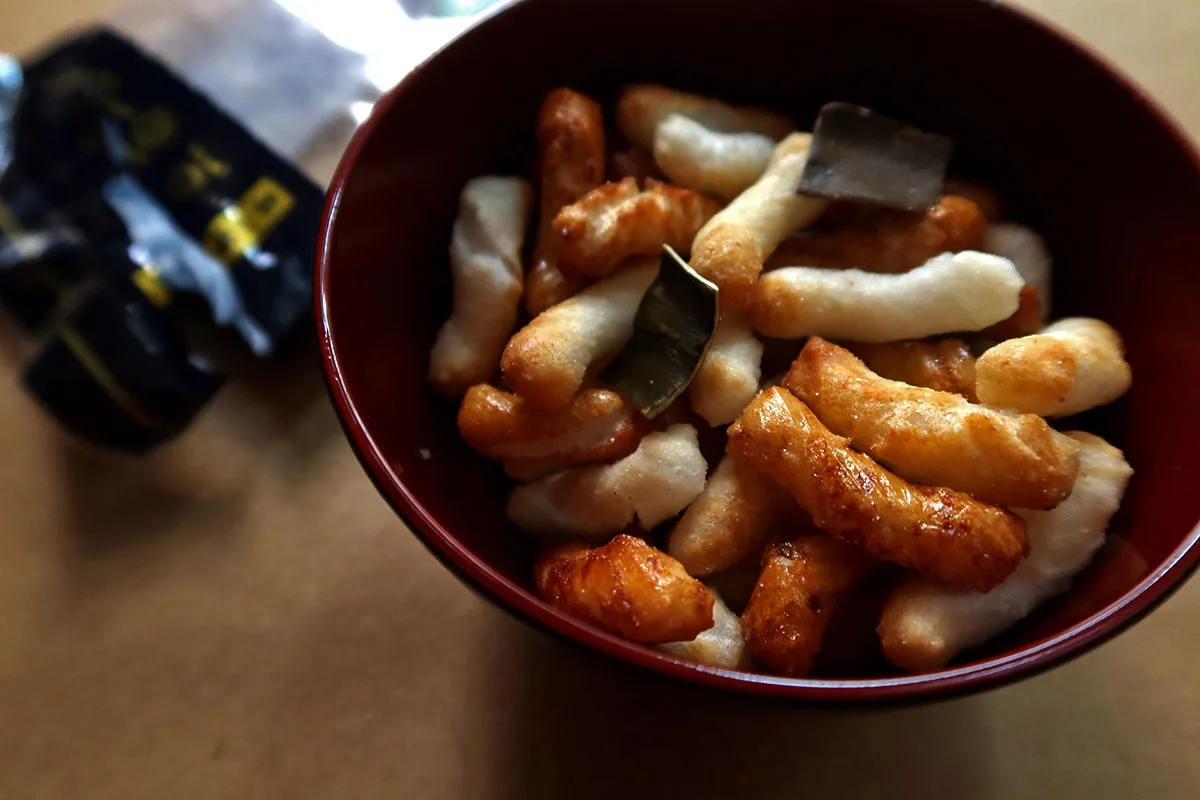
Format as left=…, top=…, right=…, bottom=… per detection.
left=2, top=1, right=1199, bottom=798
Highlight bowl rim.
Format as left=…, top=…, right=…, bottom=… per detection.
left=315, top=0, right=1200, bottom=701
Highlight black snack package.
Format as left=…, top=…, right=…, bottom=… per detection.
left=0, top=176, right=93, bottom=330
left=9, top=29, right=326, bottom=354
left=23, top=271, right=224, bottom=454
left=0, top=28, right=328, bottom=451
left=0, top=166, right=129, bottom=330
left=2, top=2, right=499, bottom=452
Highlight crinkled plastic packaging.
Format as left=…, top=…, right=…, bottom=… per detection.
left=0, top=0, right=500, bottom=452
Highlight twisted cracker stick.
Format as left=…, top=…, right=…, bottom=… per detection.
left=879, top=432, right=1133, bottom=672
left=752, top=250, right=1022, bottom=342
left=975, top=318, right=1132, bottom=418
left=786, top=338, right=1081, bottom=509
left=667, top=454, right=792, bottom=576
left=653, top=114, right=779, bottom=200
left=742, top=535, right=873, bottom=677
left=845, top=338, right=977, bottom=400
left=429, top=176, right=533, bottom=396
left=457, top=385, right=642, bottom=480
left=658, top=591, right=750, bottom=669
left=536, top=534, right=715, bottom=644
left=502, top=259, right=658, bottom=410
left=554, top=178, right=719, bottom=278
left=690, top=133, right=830, bottom=309
left=507, top=424, right=707, bottom=538
left=765, top=195, right=986, bottom=274
left=526, top=88, right=606, bottom=315
left=688, top=311, right=764, bottom=426
left=726, top=388, right=1028, bottom=591
left=616, top=83, right=792, bottom=153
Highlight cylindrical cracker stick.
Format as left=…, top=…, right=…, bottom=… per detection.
left=688, top=311, right=764, bottom=426
left=753, top=250, right=1022, bottom=342
left=726, top=388, right=1028, bottom=592
left=845, top=338, right=977, bottom=400
left=654, top=114, right=778, bottom=199
left=668, top=454, right=792, bottom=576
left=429, top=176, right=533, bottom=396
left=457, top=385, right=643, bottom=480
left=786, top=338, right=1081, bottom=509
left=502, top=259, right=657, bottom=410
left=975, top=318, right=1132, bottom=418
left=691, top=133, right=830, bottom=309
left=507, top=424, right=707, bottom=538
left=527, top=88, right=606, bottom=315
left=879, top=432, right=1133, bottom=672
left=765, top=195, right=986, bottom=274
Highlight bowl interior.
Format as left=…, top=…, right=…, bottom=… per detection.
left=318, top=0, right=1200, bottom=698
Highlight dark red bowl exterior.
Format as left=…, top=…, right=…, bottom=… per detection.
left=316, top=0, right=1200, bottom=701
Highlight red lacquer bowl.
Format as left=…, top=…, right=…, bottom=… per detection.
left=316, top=0, right=1200, bottom=701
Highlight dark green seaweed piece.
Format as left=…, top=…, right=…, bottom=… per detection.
left=799, top=102, right=953, bottom=211
left=600, top=246, right=720, bottom=418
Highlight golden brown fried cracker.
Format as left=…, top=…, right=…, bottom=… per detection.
left=786, top=338, right=1080, bottom=508
left=457, top=385, right=643, bottom=480
left=726, top=388, right=1028, bottom=591
left=535, top=534, right=715, bottom=644
left=741, top=534, right=874, bottom=677
left=880, top=432, right=1133, bottom=672
left=553, top=178, right=719, bottom=278
left=975, top=317, right=1132, bottom=417
left=501, top=259, right=657, bottom=410
left=765, top=195, right=986, bottom=274
left=526, top=88, right=606, bottom=315
left=846, top=338, right=978, bottom=400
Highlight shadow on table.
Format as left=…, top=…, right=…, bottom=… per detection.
left=486, top=624, right=990, bottom=800
left=45, top=333, right=337, bottom=565
left=211, top=333, right=342, bottom=475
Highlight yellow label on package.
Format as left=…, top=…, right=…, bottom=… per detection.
left=202, top=176, right=296, bottom=265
